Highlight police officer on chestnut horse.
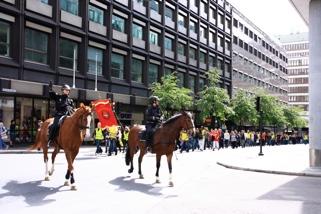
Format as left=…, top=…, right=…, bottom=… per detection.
left=47, top=81, right=75, bottom=148
left=145, top=96, right=163, bottom=149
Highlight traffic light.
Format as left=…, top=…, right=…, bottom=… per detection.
left=256, top=96, right=261, bottom=112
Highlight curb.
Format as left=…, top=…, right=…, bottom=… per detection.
left=217, top=161, right=321, bottom=178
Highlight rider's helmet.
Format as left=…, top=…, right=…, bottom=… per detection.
left=61, top=84, right=71, bottom=91
left=149, top=96, right=160, bottom=105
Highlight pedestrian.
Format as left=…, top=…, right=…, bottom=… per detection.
left=122, top=126, right=129, bottom=153
left=108, top=125, right=118, bottom=156
left=224, top=130, right=230, bottom=148
left=9, top=120, right=16, bottom=147
left=92, top=122, right=105, bottom=155
left=0, top=121, right=9, bottom=150
left=212, top=128, right=220, bottom=151
left=179, top=128, right=189, bottom=153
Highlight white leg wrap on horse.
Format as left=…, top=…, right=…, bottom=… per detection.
left=169, top=173, right=172, bottom=181
left=50, top=163, right=55, bottom=174
left=45, top=161, right=49, bottom=176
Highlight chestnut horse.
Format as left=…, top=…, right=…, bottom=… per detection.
left=30, top=104, right=92, bottom=190
left=125, top=111, right=195, bottom=186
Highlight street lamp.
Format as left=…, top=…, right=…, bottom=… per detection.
left=256, top=96, right=264, bottom=156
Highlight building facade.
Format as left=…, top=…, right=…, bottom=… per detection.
left=0, top=0, right=232, bottom=144
left=231, top=7, right=288, bottom=103
left=277, top=32, right=309, bottom=120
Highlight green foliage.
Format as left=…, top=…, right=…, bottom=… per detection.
left=197, top=68, right=233, bottom=122
left=230, top=90, right=257, bottom=126
left=150, top=73, right=193, bottom=117
left=257, top=91, right=286, bottom=127
left=283, top=106, right=308, bottom=128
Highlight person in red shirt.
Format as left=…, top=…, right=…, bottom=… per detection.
left=212, top=128, right=220, bottom=151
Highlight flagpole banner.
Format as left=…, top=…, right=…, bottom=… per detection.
left=92, top=99, right=118, bottom=128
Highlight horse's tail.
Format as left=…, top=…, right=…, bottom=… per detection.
left=29, top=129, right=42, bottom=150
left=125, top=146, right=131, bottom=166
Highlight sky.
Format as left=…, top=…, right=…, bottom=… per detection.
left=227, top=0, right=308, bottom=37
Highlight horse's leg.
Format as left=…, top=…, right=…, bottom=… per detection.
left=138, top=147, right=145, bottom=179
left=155, top=154, right=161, bottom=183
left=64, top=151, right=74, bottom=189
left=167, top=153, right=174, bottom=187
left=69, top=150, right=79, bottom=190
left=126, top=146, right=134, bottom=173
left=49, top=144, right=60, bottom=176
left=44, top=147, right=50, bottom=181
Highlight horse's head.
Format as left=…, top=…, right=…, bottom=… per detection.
left=75, top=103, right=92, bottom=129
left=180, top=111, right=195, bottom=134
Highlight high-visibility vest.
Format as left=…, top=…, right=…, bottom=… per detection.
left=95, top=128, right=104, bottom=140
left=179, top=131, right=189, bottom=141
left=109, top=126, right=118, bottom=139
left=123, top=132, right=129, bottom=141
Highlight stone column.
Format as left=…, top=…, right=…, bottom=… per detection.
left=309, top=0, right=321, bottom=168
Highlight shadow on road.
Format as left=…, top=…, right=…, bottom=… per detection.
left=258, top=176, right=321, bottom=213
left=0, top=180, right=63, bottom=206
left=109, top=176, right=163, bottom=196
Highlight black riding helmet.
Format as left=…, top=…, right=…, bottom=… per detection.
left=149, top=95, right=160, bottom=105
left=61, top=84, right=71, bottom=91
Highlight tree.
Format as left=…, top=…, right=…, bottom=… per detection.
left=197, top=68, right=233, bottom=123
left=257, top=91, right=286, bottom=127
left=283, top=106, right=307, bottom=128
left=150, top=73, right=193, bottom=117
left=230, top=90, right=257, bottom=126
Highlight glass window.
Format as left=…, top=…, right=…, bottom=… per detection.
left=177, top=43, right=185, bottom=56
left=189, top=20, right=197, bottom=33
left=199, top=78, right=205, bottom=90
left=189, top=75, right=195, bottom=92
left=200, top=1, right=207, bottom=14
left=41, top=0, right=49, bottom=3
left=164, top=67, right=172, bottom=76
left=150, top=0, right=159, bottom=13
left=176, top=72, right=184, bottom=87
left=111, top=53, right=125, bottom=79
left=189, top=47, right=196, bottom=59
left=225, top=63, right=231, bottom=78
left=60, top=0, right=79, bottom=15
left=178, top=14, right=185, bottom=27
left=148, top=63, right=158, bottom=85
left=59, top=38, right=78, bottom=70
left=132, top=23, right=143, bottom=40
left=132, top=58, right=143, bottom=83
left=149, top=31, right=158, bottom=45
left=218, top=36, right=224, bottom=48
left=112, top=15, right=125, bottom=33
left=209, top=55, right=215, bottom=67
left=0, top=21, right=10, bottom=57
left=16, top=97, right=33, bottom=144
left=210, top=31, right=216, bottom=43
left=89, top=5, right=104, bottom=25
left=210, top=7, right=216, bottom=20
left=200, top=52, right=206, bottom=63
left=87, top=46, right=103, bottom=76
left=25, top=28, right=48, bottom=64
left=225, top=40, right=231, bottom=51
left=200, top=26, right=207, bottom=38
left=165, top=6, right=174, bottom=21
left=164, top=37, right=173, bottom=51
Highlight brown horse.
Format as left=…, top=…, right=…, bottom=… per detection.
left=125, top=111, right=195, bottom=186
left=30, top=104, right=92, bottom=190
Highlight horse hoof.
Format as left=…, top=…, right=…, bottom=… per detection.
left=70, top=186, right=77, bottom=191
left=169, top=181, right=174, bottom=187
left=64, top=181, right=70, bottom=186
left=139, top=174, right=144, bottom=179
left=44, top=176, right=50, bottom=181
left=156, top=179, right=161, bottom=184
left=128, top=168, right=133, bottom=174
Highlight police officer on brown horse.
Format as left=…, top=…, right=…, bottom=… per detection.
left=145, top=96, right=162, bottom=149
left=47, top=81, right=75, bottom=147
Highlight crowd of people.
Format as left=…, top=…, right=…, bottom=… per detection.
left=177, top=127, right=309, bottom=153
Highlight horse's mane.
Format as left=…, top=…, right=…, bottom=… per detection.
left=162, top=113, right=183, bottom=125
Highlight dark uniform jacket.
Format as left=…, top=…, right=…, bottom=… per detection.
left=145, top=106, right=162, bottom=127
left=49, top=91, right=74, bottom=117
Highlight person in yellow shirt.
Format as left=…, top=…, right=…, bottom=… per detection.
left=108, top=125, right=119, bottom=156
left=179, top=128, right=189, bottom=153
left=122, top=126, right=129, bottom=153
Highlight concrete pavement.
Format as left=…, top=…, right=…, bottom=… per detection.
left=1, top=144, right=321, bottom=214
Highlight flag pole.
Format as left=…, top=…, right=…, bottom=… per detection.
left=72, top=48, right=76, bottom=88
left=95, top=52, right=98, bottom=91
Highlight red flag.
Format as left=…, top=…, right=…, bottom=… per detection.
left=92, top=99, right=118, bottom=128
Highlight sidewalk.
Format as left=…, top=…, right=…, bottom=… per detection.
left=217, top=144, right=321, bottom=177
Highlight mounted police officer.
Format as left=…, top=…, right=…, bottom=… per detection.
left=47, top=81, right=75, bottom=147
left=145, top=96, right=162, bottom=148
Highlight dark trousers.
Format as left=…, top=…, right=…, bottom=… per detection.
left=145, top=124, right=155, bottom=145
left=48, top=116, right=61, bottom=141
